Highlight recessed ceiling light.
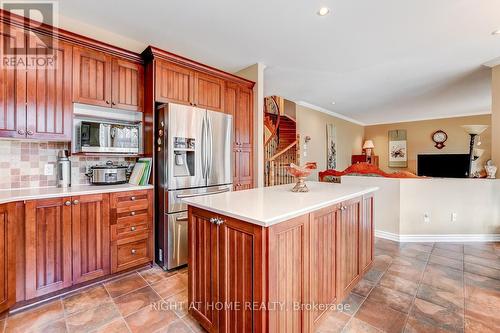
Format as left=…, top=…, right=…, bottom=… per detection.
left=492, top=29, right=500, bottom=35
left=331, top=101, right=336, bottom=105
left=317, top=7, right=330, bottom=16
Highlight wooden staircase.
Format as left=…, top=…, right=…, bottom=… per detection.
left=264, top=96, right=300, bottom=187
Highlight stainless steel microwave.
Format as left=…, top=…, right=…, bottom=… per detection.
left=76, top=120, right=140, bottom=154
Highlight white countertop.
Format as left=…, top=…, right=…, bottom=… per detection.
left=183, top=181, right=378, bottom=227
left=0, top=184, right=154, bottom=204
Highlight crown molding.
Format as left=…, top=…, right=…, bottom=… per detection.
left=294, top=101, right=366, bottom=126
left=365, top=111, right=491, bottom=126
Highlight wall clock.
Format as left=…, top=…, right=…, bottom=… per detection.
left=432, top=130, right=447, bottom=149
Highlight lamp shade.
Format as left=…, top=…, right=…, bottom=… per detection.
left=363, top=140, right=375, bottom=149
left=462, top=125, right=488, bottom=135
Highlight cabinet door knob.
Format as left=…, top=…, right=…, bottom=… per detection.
left=111, top=102, right=116, bottom=106
left=130, top=211, right=136, bottom=216
left=131, top=249, right=137, bottom=255
left=105, top=100, right=110, bottom=104
left=73, top=200, right=79, bottom=205
left=214, top=218, right=224, bottom=226
left=131, top=226, right=136, bottom=231
left=64, top=200, right=71, bottom=206
left=27, top=130, right=34, bottom=136
left=17, top=129, right=25, bottom=135
left=130, top=196, right=136, bottom=201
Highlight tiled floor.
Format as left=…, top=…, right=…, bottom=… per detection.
left=2, top=238, right=499, bottom=333
left=0, top=266, right=204, bottom=333
left=316, top=238, right=500, bottom=333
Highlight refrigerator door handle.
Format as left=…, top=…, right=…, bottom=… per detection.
left=201, top=115, right=207, bottom=179
left=207, top=114, right=213, bottom=179
left=176, top=188, right=230, bottom=198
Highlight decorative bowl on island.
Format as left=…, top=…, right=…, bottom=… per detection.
left=286, top=162, right=317, bottom=192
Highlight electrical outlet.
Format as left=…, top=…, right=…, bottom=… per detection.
left=451, top=213, right=458, bottom=222
left=44, top=163, right=54, bottom=176
left=423, top=213, right=430, bottom=223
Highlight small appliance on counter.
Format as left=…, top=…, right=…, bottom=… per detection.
left=57, top=150, right=71, bottom=188
left=86, top=161, right=130, bottom=185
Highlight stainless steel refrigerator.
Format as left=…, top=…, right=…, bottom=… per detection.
left=155, top=103, right=233, bottom=270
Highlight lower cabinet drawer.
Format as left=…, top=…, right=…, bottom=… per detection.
left=111, top=232, right=152, bottom=273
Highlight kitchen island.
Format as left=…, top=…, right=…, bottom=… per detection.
left=184, top=181, right=378, bottom=333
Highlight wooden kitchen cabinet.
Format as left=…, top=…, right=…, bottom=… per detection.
left=235, top=85, right=253, bottom=148
left=0, top=203, right=16, bottom=313
left=26, top=38, right=73, bottom=141
left=25, top=197, right=73, bottom=299
left=74, top=46, right=143, bottom=111
left=71, top=194, right=110, bottom=284
left=309, top=205, right=340, bottom=325
left=337, top=197, right=362, bottom=297
left=110, top=190, right=153, bottom=273
left=73, top=46, right=112, bottom=107
left=188, top=207, right=264, bottom=333
left=194, top=72, right=225, bottom=112
left=112, top=58, right=144, bottom=112
left=233, top=147, right=253, bottom=191
left=0, top=23, right=26, bottom=139
left=360, top=194, right=374, bottom=274
left=155, top=60, right=194, bottom=106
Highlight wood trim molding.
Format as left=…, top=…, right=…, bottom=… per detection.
left=142, top=46, right=255, bottom=87
left=0, top=9, right=142, bottom=62
left=319, top=162, right=420, bottom=180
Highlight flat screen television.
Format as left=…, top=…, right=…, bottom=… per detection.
left=417, top=154, right=470, bottom=178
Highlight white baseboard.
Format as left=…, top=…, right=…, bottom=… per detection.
left=375, top=230, right=500, bottom=243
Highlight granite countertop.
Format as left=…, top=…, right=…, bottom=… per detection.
left=183, top=181, right=378, bottom=227
left=0, top=184, right=154, bottom=204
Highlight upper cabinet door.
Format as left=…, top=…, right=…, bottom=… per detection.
left=155, top=60, right=193, bottom=106
left=235, top=86, right=253, bottom=148
left=0, top=23, right=26, bottom=138
left=73, top=46, right=112, bottom=107
left=112, top=58, right=144, bottom=112
left=26, top=38, right=72, bottom=141
left=194, top=72, right=224, bottom=112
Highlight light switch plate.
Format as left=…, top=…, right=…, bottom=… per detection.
left=44, top=163, right=54, bottom=176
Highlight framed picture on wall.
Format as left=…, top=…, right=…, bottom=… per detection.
left=388, top=130, right=407, bottom=168
left=326, top=124, right=337, bottom=169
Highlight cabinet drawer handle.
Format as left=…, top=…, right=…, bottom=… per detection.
left=130, top=196, right=136, bottom=201
left=17, top=129, right=25, bottom=135
left=106, top=100, right=110, bottom=104
left=73, top=200, right=79, bottom=205
left=112, top=101, right=116, bottom=106
left=131, top=226, right=136, bottom=231
left=210, top=217, right=224, bottom=226
left=131, top=249, right=137, bottom=255
left=27, top=130, right=34, bottom=136
left=64, top=200, right=71, bottom=206
left=130, top=211, right=136, bottom=216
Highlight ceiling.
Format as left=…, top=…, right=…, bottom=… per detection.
left=57, top=0, right=500, bottom=125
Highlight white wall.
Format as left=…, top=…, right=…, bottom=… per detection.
left=342, top=176, right=500, bottom=238
left=342, top=176, right=400, bottom=235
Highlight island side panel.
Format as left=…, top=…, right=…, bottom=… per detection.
left=219, top=214, right=266, bottom=333
left=267, top=214, right=310, bottom=333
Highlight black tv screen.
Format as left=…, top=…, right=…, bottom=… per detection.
left=417, top=154, right=470, bottom=178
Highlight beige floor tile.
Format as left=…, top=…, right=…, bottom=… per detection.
left=6, top=299, right=64, bottom=333
left=114, top=286, right=161, bottom=317
left=63, top=285, right=111, bottom=315
left=104, top=273, right=148, bottom=298
left=124, top=301, right=178, bottom=333
left=66, top=302, right=120, bottom=333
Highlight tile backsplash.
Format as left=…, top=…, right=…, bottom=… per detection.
left=0, top=140, right=134, bottom=190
